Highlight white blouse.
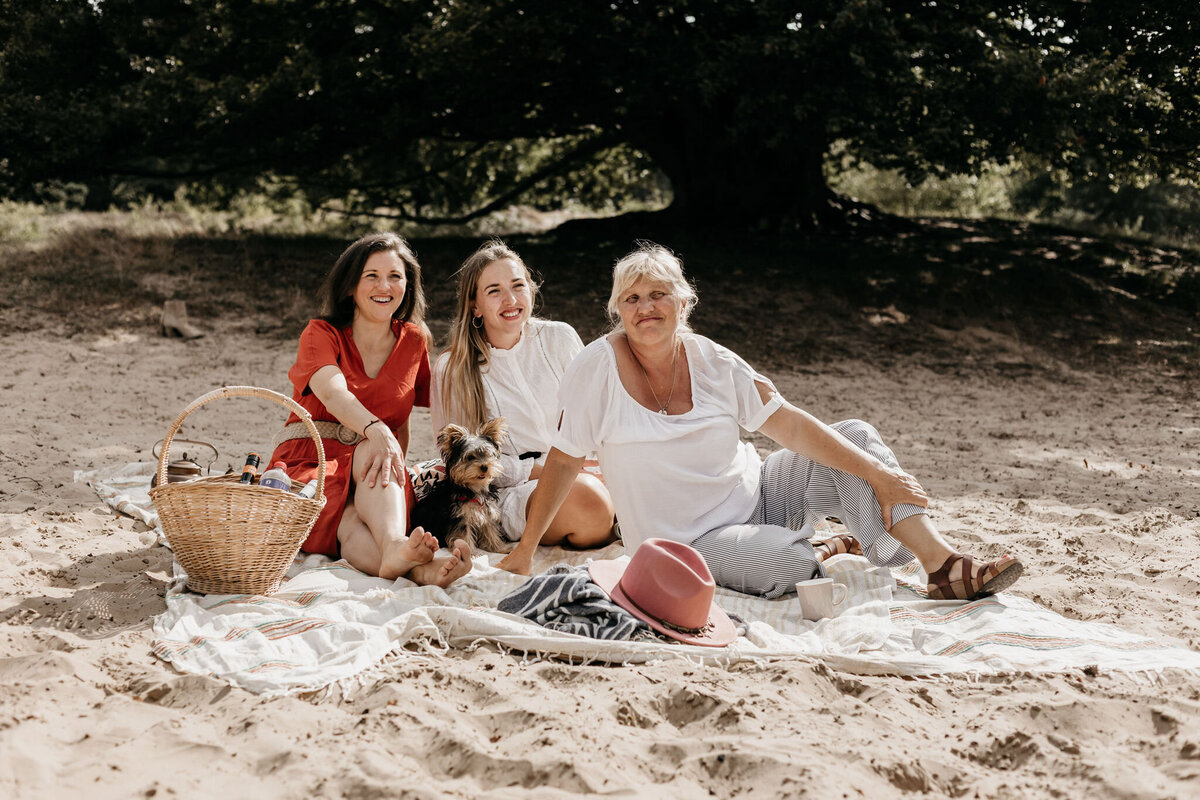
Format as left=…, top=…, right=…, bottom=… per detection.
left=431, top=318, right=584, bottom=487
left=554, top=333, right=783, bottom=552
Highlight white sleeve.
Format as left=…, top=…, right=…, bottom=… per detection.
left=711, top=340, right=784, bottom=432
left=494, top=450, right=534, bottom=487
left=551, top=346, right=603, bottom=459
left=540, top=320, right=585, bottom=375
left=563, top=324, right=584, bottom=360
left=429, top=353, right=449, bottom=433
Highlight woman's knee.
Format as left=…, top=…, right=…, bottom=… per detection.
left=562, top=473, right=615, bottom=537
left=575, top=473, right=614, bottom=513
left=351, top=441, right=407, bottom=484
left=831, top=418, right=879, bottom=448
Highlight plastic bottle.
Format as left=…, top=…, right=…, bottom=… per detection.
left=259, top=462, right=292, bottom=491
left=297, top=479, right=319, bottom=499
left=239, top=453, right=261, bottom=484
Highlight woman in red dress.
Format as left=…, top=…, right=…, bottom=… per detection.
left=270, top=233, right=470, bottom=586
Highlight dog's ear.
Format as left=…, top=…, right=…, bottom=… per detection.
left=437, top=423, right=469, bottom=459
left=478, top=416, right=507, bottom=447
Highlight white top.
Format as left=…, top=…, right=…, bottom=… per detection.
left=431, top=318, right=584, bottom=487
left=553, top=333, right=783, bottom=551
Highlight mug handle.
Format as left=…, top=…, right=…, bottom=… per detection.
left=831, top=584, right=848, bottom=606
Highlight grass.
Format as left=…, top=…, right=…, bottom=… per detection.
left=827, top=157, right=1200, bottom=255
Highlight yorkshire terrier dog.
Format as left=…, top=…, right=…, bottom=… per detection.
left=411, top=417, right=507, bottom=555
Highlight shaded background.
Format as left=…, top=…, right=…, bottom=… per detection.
left=2, top=1, right=1198, bottom=374
left=3, top=1, right=1199, bottom=237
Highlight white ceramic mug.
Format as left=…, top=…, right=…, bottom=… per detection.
left=795, top=577, right=848, bottom=621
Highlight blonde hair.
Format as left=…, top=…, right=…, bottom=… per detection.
left=439, top=239, right=539, bottom=429
left=607, top=242, right=698, bottom=333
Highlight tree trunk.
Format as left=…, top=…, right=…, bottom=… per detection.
left=639, top=115, right=891, bottom=232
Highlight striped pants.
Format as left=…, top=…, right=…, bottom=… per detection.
left=690, top=419, right=924, bottom=599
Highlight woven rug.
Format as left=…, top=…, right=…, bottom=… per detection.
left=79, top=462, right=1200, bottom=696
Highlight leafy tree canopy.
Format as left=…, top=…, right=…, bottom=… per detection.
left=2, top=0, right=1197, bottom=228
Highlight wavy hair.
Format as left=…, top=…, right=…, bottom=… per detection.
left=440, top=239, right=540, bottom=429
left=318, top=232, right=427, bottom=332
left=607, top=242, right=698, bottom=333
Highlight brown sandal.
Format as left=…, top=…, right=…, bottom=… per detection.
left=812, top=534, right=863, bottom=562
left=926, top=553, right=1023, bottom=601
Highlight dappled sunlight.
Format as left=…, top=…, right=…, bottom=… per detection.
left=91, top=329, right=143, bottom=348
left=1003, top=442, right=1200, bottom=486
left=862, top=305, right=910, bottom=326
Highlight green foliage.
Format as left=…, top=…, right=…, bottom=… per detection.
left=828, top=144, right=1021, bottom=218
left=2, top=1, right=1198, bottom=228
left=830, top=152, right=1200, bottom=252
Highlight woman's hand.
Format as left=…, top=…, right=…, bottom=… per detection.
left=308, top=365, right=407, bottom=490
left=869, top=467, right=929, bottom=530
left=359, top=424, right=406, bottom=489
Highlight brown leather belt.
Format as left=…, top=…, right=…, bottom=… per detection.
left=272, top=420, right=365, bottom=449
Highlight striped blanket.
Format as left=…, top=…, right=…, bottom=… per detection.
left=78, top=463, right=1200, bottom=697
left=496, top=564, right=654, bottom=641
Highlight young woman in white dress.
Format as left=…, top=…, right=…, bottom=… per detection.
left=431, top=240, right=616, bottom=550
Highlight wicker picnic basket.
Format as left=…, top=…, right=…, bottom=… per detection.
left=149, top=385, right=326, bottom=595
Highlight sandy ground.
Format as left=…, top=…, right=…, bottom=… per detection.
left=1, top=308, right=1199, bottom=799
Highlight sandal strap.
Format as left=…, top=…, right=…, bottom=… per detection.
left=927, top=553, right=1021, bottom=601
left=927, top=553, right=966, bottom=599
left=814, top=534, right=862, bottom=558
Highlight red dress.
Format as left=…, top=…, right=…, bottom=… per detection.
left=270, top=319, right=431, bottom=557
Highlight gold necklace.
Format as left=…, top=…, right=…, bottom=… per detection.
left=630, top=339, right=678, bottom=415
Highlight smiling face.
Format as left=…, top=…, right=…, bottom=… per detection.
left=472, top=258, right=533, bottom=348
left=617, top=277, right=682, bottom=346
left=353, top=250, right=408, bottom=324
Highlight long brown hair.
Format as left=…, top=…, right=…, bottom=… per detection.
left=440, top=239, right=539, bottom=429
left=319, top=232, right=428, bottom=331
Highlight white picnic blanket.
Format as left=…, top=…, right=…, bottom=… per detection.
left=75, top=461, right=161, bottom=530
left=79, top=463, right=1200, bottom=696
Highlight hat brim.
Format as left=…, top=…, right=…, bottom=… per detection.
left=588, top=558, right=738, bottom=648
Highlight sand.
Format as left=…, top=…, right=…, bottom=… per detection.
left=2, top=309, right=1199, bottom=799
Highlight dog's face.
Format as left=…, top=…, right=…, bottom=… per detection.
left=437, top=418, right=506, bottom=493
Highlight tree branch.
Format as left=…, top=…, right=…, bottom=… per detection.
left=321, top=133, right=621, bottom=224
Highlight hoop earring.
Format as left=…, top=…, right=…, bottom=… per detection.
left=471, top=315, right=483, bottom=329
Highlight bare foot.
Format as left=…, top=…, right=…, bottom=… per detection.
left=497, top=547, right=533, bottom=576
left=378, top=526, right=439, bottom=580
left=409, top=540, right=472, bottom=588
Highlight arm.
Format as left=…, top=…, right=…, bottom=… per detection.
left=497, top=447, right=584, bottom=575
left=754, top=384, right=928, bottom=530
left=308, top=364, right=406, bottom=489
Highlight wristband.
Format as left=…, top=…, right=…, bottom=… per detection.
left=362, top=419, right=383, bottom=436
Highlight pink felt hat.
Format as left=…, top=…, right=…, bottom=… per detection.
left=588, top=538, right=737, bottom=647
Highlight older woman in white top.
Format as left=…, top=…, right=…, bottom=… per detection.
left=431, top=240, right=615, bottom=548
left=499, top=244, right=1023, bottom=602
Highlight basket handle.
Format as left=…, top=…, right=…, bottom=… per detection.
left=156, top=386, right=326, bottom=499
